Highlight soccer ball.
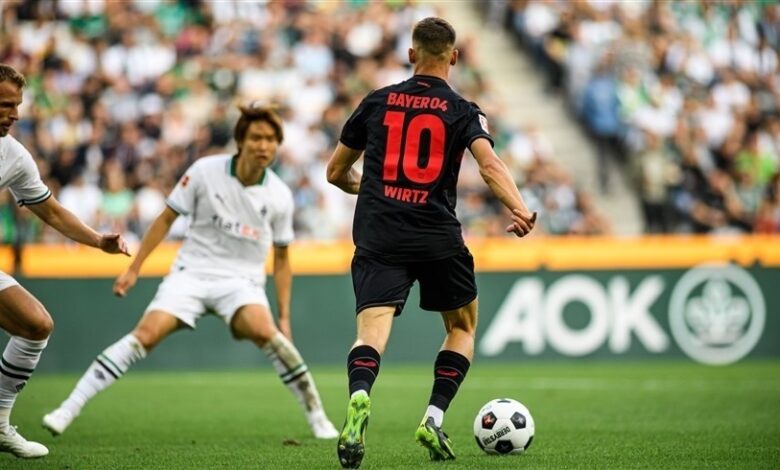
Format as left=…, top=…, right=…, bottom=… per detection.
left=473, top=398, right=535, bottom=455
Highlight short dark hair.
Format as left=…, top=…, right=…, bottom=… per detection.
left=0, top=63, right=26, bottom=88
left=233, top=102, right=284, bottom=149
left=412, top=17, right=456, bottom=57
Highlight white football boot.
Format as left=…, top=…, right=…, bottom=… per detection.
left=307, top=410, right=339, bottom=439
left=0, top=425, right=48, bottom=458
left=42, top=407, right=76, bottom=436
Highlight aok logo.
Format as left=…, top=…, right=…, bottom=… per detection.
left=479, top=264, right=765, bottom=365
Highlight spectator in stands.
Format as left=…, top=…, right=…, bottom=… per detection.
left=581, top=56, right=622, bottom=193
left=636, top=131, right=674, bottom=233
left=735, top=131, right=779, bottom=187
left=755, top=172, right=780, bottom=233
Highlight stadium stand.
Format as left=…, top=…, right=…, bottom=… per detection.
left=497, top=0, right=780, bottom=234
left=0, top=0, right=609, bottom=250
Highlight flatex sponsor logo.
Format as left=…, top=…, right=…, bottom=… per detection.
left=479, top=264, right=765, bottom=364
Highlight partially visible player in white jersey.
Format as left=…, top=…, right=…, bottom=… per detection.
left=43, top=103, right=339, bottom=440
left=0, top=63, right=130, bottom=459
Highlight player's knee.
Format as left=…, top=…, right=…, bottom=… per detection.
left=237, top=322, right=276, bottom=345
left=446, top=312, right=477, bottom=338
left=132, top=325, right=163, bottom=351
left=24, top=308, right=53, bottom=340
left=451, top=322, right=476, bottom=338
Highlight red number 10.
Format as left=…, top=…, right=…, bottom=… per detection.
left=383, top=111, right=445, bottom=184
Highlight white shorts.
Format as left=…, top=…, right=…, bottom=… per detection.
left=145, top=271, right=270, bottom=328
left=0, top=271, right=19, bottom=292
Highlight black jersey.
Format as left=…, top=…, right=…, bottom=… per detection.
left=340, top=75, right=493, bottom=262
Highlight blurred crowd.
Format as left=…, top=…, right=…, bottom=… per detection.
left=0, top=0, right=608, bottom=249
left=494, top=0, right=780, bottom=234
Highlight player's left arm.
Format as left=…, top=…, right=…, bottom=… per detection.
left=326, top=142, right=363, bottom=194
left=26, top=196, right=130, bottom=255
left=470, top=137, right=537, bottom=237
left=272, top=244, right=293, bottom=340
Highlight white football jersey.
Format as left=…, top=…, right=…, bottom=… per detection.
left=166, top=154, right=294, bottom=281
left=0, top=135, right=51, bottom=206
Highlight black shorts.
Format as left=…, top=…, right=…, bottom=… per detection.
left=351, top=248, right=477, bottom=316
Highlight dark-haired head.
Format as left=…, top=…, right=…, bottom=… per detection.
left=411, top=17, right=457, bottom=64
left=233, top=102, right=284, bottom=152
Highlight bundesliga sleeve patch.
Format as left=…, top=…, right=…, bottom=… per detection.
left=179, top=175, right=190, bottom=187
left=479, top=114, right=490, bottom=133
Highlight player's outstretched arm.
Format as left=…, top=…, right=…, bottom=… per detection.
left=326, top=142, right=363, bottom=195
left=26, top=196, right=130, bottom=255
left=272, top=245, right=293, bottom=340
left=470, top=138, right=537, bottom=237
left=113, top=206, right=178, bottom=297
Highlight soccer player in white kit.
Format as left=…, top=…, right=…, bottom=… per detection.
left=0, top=64, right=130, bottom=459
left=42, top=103, right=339, bottom=439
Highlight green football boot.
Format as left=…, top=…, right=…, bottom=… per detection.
left=415, top=416, right=455, bottom=461
left=337, top=393, right=371, bottom=469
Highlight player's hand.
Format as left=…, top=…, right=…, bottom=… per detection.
left=113, top=269, right=138, bottom=297
left=278, top=317, right=292, bottom=341
left=505, top=210, right=537, bottom=238
left=99, top=233, right=130, bottom=256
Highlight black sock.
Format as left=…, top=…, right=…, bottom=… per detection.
left=347, top=345, right=381, bottom=396
left=428, top=350, right=470, bottom=411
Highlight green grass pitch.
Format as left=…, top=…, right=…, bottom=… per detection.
left=5, top=361, right=779, bottom=469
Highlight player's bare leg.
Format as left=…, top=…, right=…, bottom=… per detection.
left=338, top=306, right=394, bottom=469
left=0, top=284, right=52, bottom=458
left=415, top=299, right=478, bottom=461
left=43, top=311, right=180, bottom=436
left=231, top=305, right=337, bottom=439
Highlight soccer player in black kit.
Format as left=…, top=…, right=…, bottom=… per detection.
left=327, top=17, right=536, bottom=468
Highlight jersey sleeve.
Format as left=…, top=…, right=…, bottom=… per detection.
left=271, top=187, right=294, bottom=247
left=339, top=92, right=375, bottom=150
left=7, top=142, right=52, bottom=206
left=462, top=103, right=494, bottom=150
left=166, top=164, right=202, bottom=215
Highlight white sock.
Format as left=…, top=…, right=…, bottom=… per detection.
left=351, top=390, right=368, bottom=400
left=60, top=334, right=146, bottom=416
left=262, top=332, right=324, bottom=416
left=0, top=408, right=9, bottom=433
left=425, top=405, right=444, bottom=427
left=0, top=336, right=47, bottom=430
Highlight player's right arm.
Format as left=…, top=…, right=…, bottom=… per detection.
left=470, top=137, right=537, bottom=237
left=326, top=142, right=363, bottom=194
left=113, top=206, right=178, bottom=297
left=328, top=92, right=372, bottom=194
